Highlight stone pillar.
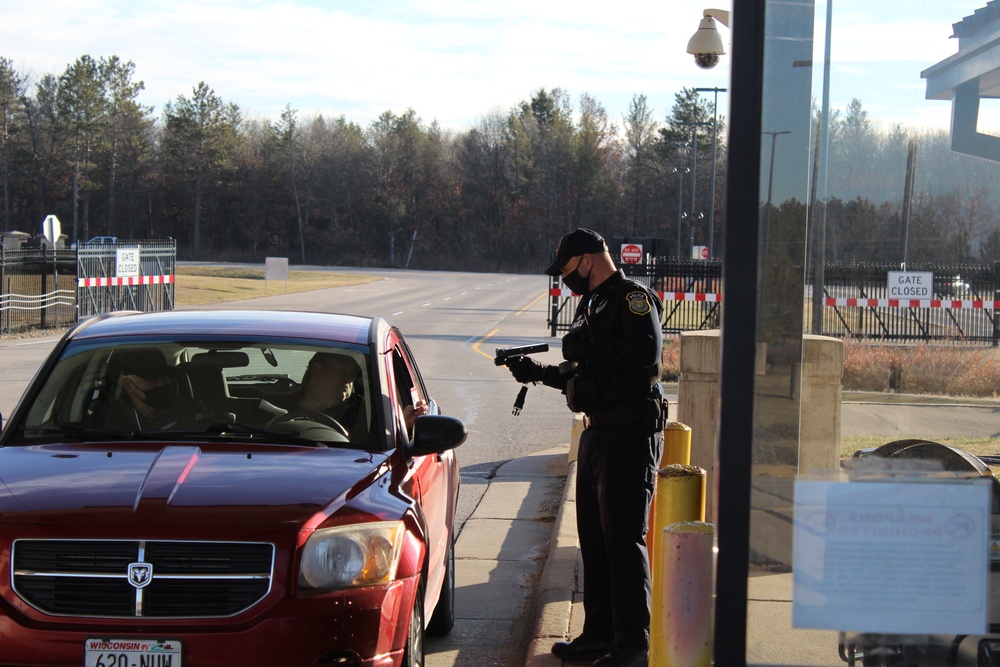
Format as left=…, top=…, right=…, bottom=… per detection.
left=677, top=330, right=842, bottom=531
left=677, top=331, right=723, bottom=523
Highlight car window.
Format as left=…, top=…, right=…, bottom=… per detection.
left=389, top=341, right=429, bottom=440
left=14, top=340, right=374, bottom=448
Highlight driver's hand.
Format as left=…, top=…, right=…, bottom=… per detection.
left=403, top=400, right=428, bottom=430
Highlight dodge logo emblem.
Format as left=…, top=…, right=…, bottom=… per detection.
left=127, top=562, right=153, bottom=589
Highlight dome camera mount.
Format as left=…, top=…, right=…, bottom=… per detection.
left=687, top=9, right=729, bottom=70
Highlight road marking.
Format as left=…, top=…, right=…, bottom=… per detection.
left=393, top=311, right=405, bottom=316
left=422, top=302, right=432, bottom=307
left=516, top=292, right=547, bottom=317
left=472, top=328, right=499, bottom=361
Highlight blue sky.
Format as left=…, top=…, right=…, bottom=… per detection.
left=0, top=0, right=990, bottom=133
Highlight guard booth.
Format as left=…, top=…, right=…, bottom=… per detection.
left=76, top=239, right=176, bottom=318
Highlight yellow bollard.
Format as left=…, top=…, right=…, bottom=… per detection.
left=647, top=422, right=693, bottom=564
left=649, top=466, right=706, bottom=667
left=657, top=522, right=714, bottom=667
left=568, top=413, right=585, bottom=463
left=662, top=421, right=692, bottom=466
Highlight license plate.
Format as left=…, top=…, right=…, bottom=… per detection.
left=84, top=638, right=182, bottom=667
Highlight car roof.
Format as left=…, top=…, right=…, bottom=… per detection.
left=69, top=310, right=375, bottom=347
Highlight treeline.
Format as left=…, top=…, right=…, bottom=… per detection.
left=0, top=55, right=998, bottom=271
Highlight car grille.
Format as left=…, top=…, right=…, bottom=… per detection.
left=12, top=539, right=274, bottom=618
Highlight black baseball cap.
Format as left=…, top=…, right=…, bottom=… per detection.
left=544, top=228, right=608, bottom=276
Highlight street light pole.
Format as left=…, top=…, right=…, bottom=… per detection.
left=677, top=120, right=712, bottom=256
left=762, top=130, right=791, bottom=264
left=696, top=87, right=727, bottom=259
left=672, top=167, right=690, bottom=257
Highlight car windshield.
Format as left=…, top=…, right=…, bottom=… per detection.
left=14, top=339, right=374, bottom=448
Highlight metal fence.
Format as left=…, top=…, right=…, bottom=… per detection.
left=548, top=257, right=1000, bottom=345
left=76, top=240, right=176, bottom=319
left=820, top=262, right=1000, bottom=345
left=0, top=247, right=77, bottom=335
left=548, top=255, right=723, bottom=336
left=0, top=240, right=176, bottom=335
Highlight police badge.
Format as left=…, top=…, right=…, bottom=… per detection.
left=627, top=291, right=651, bottom=315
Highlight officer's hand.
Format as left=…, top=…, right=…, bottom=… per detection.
left=562, top=331, right=590, bottom=362
left=507, top=356, right=545, bottom=383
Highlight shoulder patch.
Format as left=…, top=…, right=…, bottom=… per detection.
left=626, top=291, right=651, bottom=315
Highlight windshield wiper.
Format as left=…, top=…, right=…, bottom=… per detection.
left=26, top=423, right=160, bottom=441
left=190, top=421, right=324, bottom=447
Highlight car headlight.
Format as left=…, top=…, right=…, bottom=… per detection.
left=299, top=521, right=406, bottom=590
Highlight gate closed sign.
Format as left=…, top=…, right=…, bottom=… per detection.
left=116, top=248, right=140, bottom=278
left=621, top=243, right=642, bottom=264
left=887, top=271, right=932, bottom=298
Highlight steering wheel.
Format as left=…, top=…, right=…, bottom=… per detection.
left=268, top=410, right=349, bottom=438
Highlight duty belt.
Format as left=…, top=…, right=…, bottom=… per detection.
left=584, top=406, right=646, bottom=429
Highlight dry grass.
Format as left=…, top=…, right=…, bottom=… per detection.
left=175, top=266, right=381, bottom=306
left=842, top=339, right=1000, bottom=398
left=661, top=336, right=680, bottom=381
left=663, top=335, right=1000, bottom=399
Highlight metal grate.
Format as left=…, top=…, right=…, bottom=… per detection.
left=12, top=539, right=274, bottom=618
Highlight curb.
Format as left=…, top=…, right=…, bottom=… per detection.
left=842, top=390, right=1000, bottom=407
left=525, top=461, right=578, bottom=667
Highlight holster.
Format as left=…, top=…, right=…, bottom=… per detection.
left=646, top=396, right=669, bottom=432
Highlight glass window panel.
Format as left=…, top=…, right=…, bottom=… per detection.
left=740, top=1, right=1000, bottom=665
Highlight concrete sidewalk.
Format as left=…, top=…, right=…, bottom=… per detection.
left=524, top=459, right=580, bottom=667
left=426, top=447, right=570, bottom=667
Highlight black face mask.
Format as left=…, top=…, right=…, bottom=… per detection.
left=561, top=260, right=590, bottom=295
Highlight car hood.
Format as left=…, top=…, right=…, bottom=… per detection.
left=0, top=443, right=391, bottom=527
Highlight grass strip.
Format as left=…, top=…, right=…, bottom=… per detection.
left=175, top=266, right=381, bottom=306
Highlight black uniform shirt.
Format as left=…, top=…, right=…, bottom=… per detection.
left=545, top=270, right=664, bottom=410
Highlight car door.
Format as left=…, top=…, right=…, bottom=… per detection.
left=385, top=332, right=454, bottom=608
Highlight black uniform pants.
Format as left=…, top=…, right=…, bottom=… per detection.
left=576, top=418, right=663, bottom=649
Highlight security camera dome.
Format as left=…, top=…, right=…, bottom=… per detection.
left=694, top=52, right=720, bottom=69
left=687, top=15, right=726, bottom=70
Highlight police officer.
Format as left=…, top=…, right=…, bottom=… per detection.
left=508, top=228, right=665, bottom=667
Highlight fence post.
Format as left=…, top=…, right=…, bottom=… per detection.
left=994, top=260, right=1000, bottom=348
left=0, top=245, right=5, bottom=336
left=549, top=275, right=559, bottom=337
left=39, top=263, right=47, bottom=329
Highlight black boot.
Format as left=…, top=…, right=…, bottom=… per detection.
left=550, top=636, right=614, bottom=662
left=592, top=645, right=648, bottom=667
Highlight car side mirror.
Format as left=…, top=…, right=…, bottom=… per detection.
left=407, top=415, right=467, bottom=457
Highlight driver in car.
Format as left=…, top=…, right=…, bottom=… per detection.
left=280, top=352, right=368, bottom=439
left=282, top=351, right=427, bottom=441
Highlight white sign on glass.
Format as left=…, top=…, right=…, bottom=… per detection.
left=793, top=478, right=989, bottom=634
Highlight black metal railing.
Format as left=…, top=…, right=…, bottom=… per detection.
left=0, top=240, right=177, bottom=335
left=548, top=255, right=723, bottom=336
left=0, top=247, right=77, bottom=335
left=819, top=262, right=1000, bottom=345
left=547, top=257, right=1000, bottom=344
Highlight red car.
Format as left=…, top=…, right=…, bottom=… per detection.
left=0, top=310, right=466, bottom=667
